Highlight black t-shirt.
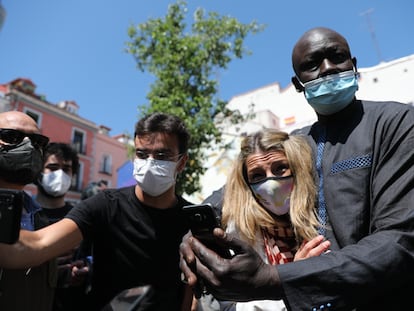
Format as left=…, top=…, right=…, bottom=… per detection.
left=66, top=186, right=192, bottom=310
left=35, top=202, right=73, bottom=228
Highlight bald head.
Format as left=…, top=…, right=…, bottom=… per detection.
left=290, top=27, right=356, bottom=91
left=0, top=111, right=46, bottom=187
left=0, top=111, right=40, bottom=134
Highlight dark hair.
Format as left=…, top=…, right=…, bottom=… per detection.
left=43, top=142, right=80, bottom=175
left=81, top=180, right=107, bottom=200
left=134, top=112, right=190, bottom=154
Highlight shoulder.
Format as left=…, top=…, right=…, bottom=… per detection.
left=291, top=125, right=312, bottom=136
left=83, top=186, right=135, bottom=204
left=362, top=100, right=414, bottom=114
left=202, top=187, right=225, bottom=218
left=361, top=100, right=414, bottom=130
left=177, top=195, right=194, bottom=208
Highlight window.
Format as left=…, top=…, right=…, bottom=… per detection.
left=72, top=129, right=86, bottom=155
left=71, top=161, right=84, bottom=191
left=100, top=154, right=112, bottom=175
left=23, top=108, right=42, bottom=127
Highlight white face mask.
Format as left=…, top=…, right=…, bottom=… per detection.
left=133, top=158, right=178, bottom=197
left=249, top=176, right=293, bottom=216
left=41, top=169, right=72, bottom=197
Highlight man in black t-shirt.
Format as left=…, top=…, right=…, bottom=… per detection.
left=0, top=112, right=194, bottom=310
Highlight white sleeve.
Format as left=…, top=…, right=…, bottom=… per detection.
left=235, top=299, right=287, bottom=311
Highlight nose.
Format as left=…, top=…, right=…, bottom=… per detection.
left=319, top=58, right=339, bottom=77
left=266, top=171, right=279, bottom=179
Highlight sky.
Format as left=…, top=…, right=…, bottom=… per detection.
left=0, top=1, right=413, bottom=136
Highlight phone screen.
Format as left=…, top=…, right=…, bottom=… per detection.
left=182, top=203, right=233, bottom=259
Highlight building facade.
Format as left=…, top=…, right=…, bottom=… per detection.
left=0, top=78, right=130, bottom=202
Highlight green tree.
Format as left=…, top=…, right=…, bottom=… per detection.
left=126, top=0, right=264, bottom=195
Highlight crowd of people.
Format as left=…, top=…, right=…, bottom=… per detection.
left=0, top=26, right=414, bottom=311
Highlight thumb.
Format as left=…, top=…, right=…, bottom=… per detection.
left=213, top=228, right=251, bottom=255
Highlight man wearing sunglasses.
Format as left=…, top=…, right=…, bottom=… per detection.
left=0, top=111, right=54, bottom=311
left=0, top=112, right=195, bottom=311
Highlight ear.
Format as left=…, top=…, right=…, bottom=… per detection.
left=291, top=76, right=304, bottom=93
left=176, top=153, right=188, bottom=173
left=352, top=57, right=357, bottom=70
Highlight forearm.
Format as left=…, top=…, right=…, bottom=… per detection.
left=279, top=230, right=414, bottom=309
left=0, top=219, right=82, bottom=269
left=0, top=229, right=44, bottom=268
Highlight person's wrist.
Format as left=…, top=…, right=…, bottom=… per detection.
left=256, top=263, right=282, bottom=299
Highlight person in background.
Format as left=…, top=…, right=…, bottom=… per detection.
left=0, top=112, right=194, bottom=311
left=34, top=142, right=91, bottom=311
left=0, top=111, right=51, bottom=311
left=81, top=179, right=108, bottom=200
left=180, top=27, right=414, bottom=310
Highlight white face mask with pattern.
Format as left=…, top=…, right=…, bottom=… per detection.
left=133, top=158, right=178, bottom=197
left=249, top=176, right=293, bottom=216
left=40, top=169, right=72, bottom=197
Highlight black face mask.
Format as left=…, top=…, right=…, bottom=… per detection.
left=0, top=139, right=43, bottom=185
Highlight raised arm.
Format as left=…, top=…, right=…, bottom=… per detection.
left=0, top=218, right=82, bottom=269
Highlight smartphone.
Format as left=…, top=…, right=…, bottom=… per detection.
left=0, top=189, right=23, bottom=244
left=182, top=203, right=233, bottom=259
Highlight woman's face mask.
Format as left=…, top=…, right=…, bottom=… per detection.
left=249, top=176, right=293, bottom=216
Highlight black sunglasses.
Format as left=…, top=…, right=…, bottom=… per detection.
left=0, top=128, right=49, bottom=149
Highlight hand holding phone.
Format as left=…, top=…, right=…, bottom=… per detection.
left=182, top=203, right=233, bottom=259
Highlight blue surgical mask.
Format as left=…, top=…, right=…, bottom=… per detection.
left=300, top=70, right=359, bottom=115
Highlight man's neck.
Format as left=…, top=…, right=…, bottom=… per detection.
left=135, top=185, right=178, bottom=209
left=316, top=98, right=359, bottom=124
left=36, top=191, right=66, bottom=209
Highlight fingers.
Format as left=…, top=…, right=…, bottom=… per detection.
left=309, top=240, right=331, bottom=257
left=188, top=237, right=222, bottom=284
left=71, top=259, right=86, bottom=268
left=295, top=235, right=331, bottom=260
left=212, top=228, right=251, bottom=255
left=180, top=232, right=198, bottom=287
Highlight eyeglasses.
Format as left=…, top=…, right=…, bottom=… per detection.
left=0, top=128, right=49, bottom=149
left=135, top=150, right=182, bottom=161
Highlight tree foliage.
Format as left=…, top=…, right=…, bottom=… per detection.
left=125, top=0, right=264, bottom=195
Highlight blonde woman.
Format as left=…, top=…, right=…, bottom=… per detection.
left=219, top=129, right=330, bottom=311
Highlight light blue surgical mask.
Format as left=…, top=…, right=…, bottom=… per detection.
left=300, top=70, right=359, bottom=115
